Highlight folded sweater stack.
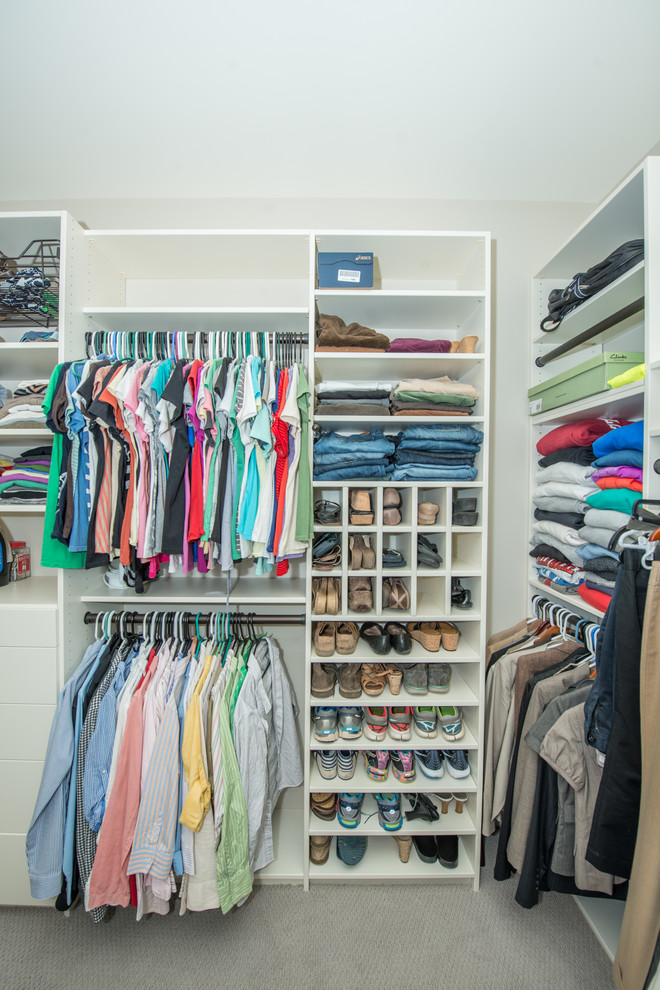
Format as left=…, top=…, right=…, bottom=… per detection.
left=315, top=380, right=395, bottom=417
left=391, top=376, right=479, bottom=417
left=0, top=445, right=52, bottom=503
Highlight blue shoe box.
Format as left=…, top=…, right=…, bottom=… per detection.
left=317, top=252, right=373, bottom=288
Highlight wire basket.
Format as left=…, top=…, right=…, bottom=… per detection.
left=0, top=238, right=60, bottom=328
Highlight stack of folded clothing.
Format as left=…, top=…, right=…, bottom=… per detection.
left=390, top=376, right=479, bottom=417
left=388, top=337, right=451, bottom=353
left=0, top=380, right=48, bottom=429
left=0, top=266, right=55, bottom=314
left=530, top=416, right=631, bottom=612
left=0, top=445, right=51, bottom=503
left=313, top=430, right=396, bottom=480
left=390, top=424, right=483, bottom=481
left=315, top=380, right=394, bottom=417
left=316, top=313, right=390, bottom=352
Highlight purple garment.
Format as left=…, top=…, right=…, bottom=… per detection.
left=592, top=465, right=644, bottom=483
left=0, top=471, right=48, bottom=484
left=388, top=338, right=451, bottom=353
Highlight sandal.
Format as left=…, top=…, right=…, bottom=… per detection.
left=437, top=621, right=459, bottom=651
left=336, top=622, right=359, bottom=655
left=383, top=664, right=403, bottom=695
left=314, top=499, right=341, bottom=525
left=326, top=577, right=341, bottom=615
left=350, top=489, right=373, bottom=525
left=361, top=662, right=388, bottom=695
left=405, top=793, right=439, bottom=822
left=312, top=577, right=328, bottom=615
left=382, top=547, right=407, bottom=568
left=313, top=532, right=341, bottom=570
left=417, top=501, right=439, bottom=525
left=383, top=487, right=402, bottom=526
left=314, top=546, right=342, bottom=570
left=417, top=534, right=443, bottom=568
left=310, top=792, right=338, bottom=821
left=451, top=577, right=473, bottom=610
left=348, top=577, right=373, bottom=612
left=383, top=577, right=410, bottom=610
left=351, top=534, right=375, bottom=570
left=309, top=834, right=332, bottom=865
left=407, top=621, right=442, bottom=652
left=313, top=621, right=336, bottom=657
left=458, top=334, right=479, bottom=353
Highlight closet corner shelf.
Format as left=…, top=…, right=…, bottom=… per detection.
left=574, top=896, right=626, bottom=962
left=530, top=380, right=645, bottom=425
left=531, top=262, right=645, bottom=348
left=528, top=579, right=605, bottom=619
left=0, top=576, right=57, bottom=608
left=308, top=641, right=481, bottom=665
left=307, top=799, right=476, bottom=838
left=312, top=668, right=478, bottom=707
left=82, top=307, right=309, bottom=333
left=314, top=289, right=485, bottom=299
left=309, top=723, right=479, bottom=752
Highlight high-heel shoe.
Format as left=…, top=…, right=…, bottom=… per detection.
left=383, top=577, right=410, bottom=610
left=350, top=490, right=373, bottom=525
left=352, top=534, right=375, bottom=569
left=458, top=335, right=479, bottom=353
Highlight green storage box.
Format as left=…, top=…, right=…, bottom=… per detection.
left=528, top=352, right=644, bottom=415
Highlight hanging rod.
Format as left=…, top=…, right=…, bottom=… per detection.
left=535, top=297, right=644, bottom=368
left=530, top=594, right=600, bottom=644
left=83, top=609, right=306, bottom=627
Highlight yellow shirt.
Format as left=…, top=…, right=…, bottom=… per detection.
left=179, top=647, right=213, bottom=831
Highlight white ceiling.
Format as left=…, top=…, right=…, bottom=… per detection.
left=3, top=0, right=660, bottom=205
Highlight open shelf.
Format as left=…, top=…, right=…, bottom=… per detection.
left=309, top=760, right=478, bottom=795
left=83, top=307, right=309, bottom=332
left=309, top=722, right=478, bottom=752
left=528, top=578, right=606, bottom=618
left=308, top=835, right=475, bottom=882
left=81, top=575, right=307, bottom=604
left=308, top=794, right=476, bottom=836
left=530, top=379, right=645, bottom=425
left=310, top=667, right=479, bottom=708
left=0, top=576, right=57, bottom=608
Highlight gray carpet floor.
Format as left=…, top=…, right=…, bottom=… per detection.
left=2, top=839, right=614, bottom=990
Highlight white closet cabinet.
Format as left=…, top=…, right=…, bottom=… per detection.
left=527, top=156, right=660, bottom=957
left=0, top=220, right=491, bottom=903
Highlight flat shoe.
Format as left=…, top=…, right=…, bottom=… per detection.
left=385, top=622, right=412, bottom=655
left=309, top=835, right=332, bottom=865
left=313, top=621, right=335, bottom=657
left=417, top=501, right=439, bottom=525
left=453, top=511, right=479, bottom=526
left=336, top=622, right=359, bottom=655
left=383, top=547, right=407, bottom=568
left=383, top=487, right=402, bottom=526
left=311, top=663, right=336, bottom=698
left=336, top=835, right=367, bottom=866
left=360, top=622, right=391, bottom=655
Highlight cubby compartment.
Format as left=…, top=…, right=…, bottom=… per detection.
left=450, top=575, right=481, bottom=618
left=381, top=531, right=412, bottom=573
left=312, top=487, right=344, bottom=530
left=381, top=574, right=411, bottom=613
left=346, top=532, right=378, bottom=575
left=347, top=487, right=378, bottom=528
left=450, top=484, right=482, bottom=529
left=451, top=531, right=483, bottom=574
left=415, top=487, right=449, bottom=528
left=414, top=575, right=448, bottom=617
left=415, top=530, right=446, bottom=575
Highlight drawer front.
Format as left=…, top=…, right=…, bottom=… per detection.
left=0, top=705, right=55, bottom=761
left=0, top=608, right=57, bottom=649
left=0, top=648, right=58, bottom=705
left=0, top=761, right=44, bottom=833
left=0, top=833, right=53, bottom=906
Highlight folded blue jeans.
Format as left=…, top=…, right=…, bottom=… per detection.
left=397, top=440, right=482, bottom=454
left=390, top=465, right=478, bottom=481
left=394, top=449, right=476, bottom=466
left=314, top=451, right=387, bottom=467
left=314, top=431, right=396, bottom=456
left=398, top=424, right=484, bottom=444
left=313, top=464, right=391, bottom=480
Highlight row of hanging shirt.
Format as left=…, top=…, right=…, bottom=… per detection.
left=40, top=330, right=314, bottom=580
left=26, top=610, right=303, bottom=921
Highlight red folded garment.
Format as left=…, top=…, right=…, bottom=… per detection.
left=388, top=338, right=451, bottom=353
left=596, top=476, right=643, bottom=492
left=578, top=584, right=612, bottom=613
left=537, top=418, right=630, bottom=456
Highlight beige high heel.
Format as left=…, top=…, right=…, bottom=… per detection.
left=458, top=335, right=479, bottom=353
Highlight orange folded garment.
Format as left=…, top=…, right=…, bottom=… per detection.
left=596, top=476, right=643, bottom=492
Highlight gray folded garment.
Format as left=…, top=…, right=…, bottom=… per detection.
left=583, top=557, right=620, bottom=576
left=585, top=577, right=616, bottom=593
left=529, top=532, right=583, bottom=567
left=315, top=402, right=390, bottom=416
left=579, top=526, right=620, bottom=549
left=583, top=507, right=630, bottom=531
left=533, top=495, right=589, bottom=514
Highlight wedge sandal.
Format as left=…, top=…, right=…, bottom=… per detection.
left=383, top=577, right=409, bottom=610
left=350, top=489, right=373, bottom=524
left=437, top=621, right=460, bottom=651
left=407, top=621, right=442, bottom=652
left=309, top=835, right=332, bottom=865
left=383, top=664, right=403, bottom=695
left=383, top=487, right=402, bottom=526
left=361, top=662, right=388, bottom=696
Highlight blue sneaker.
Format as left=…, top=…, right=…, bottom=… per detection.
left=338, top=706, right=363, bottom=740
left=337, top=793, right=364, bottom=828
left=415, top=749, right=445, bottom=779
left=375, top=793, right=402, bottom=831
left=443, top=749, right=470, bottom=779
left=313, top=707, right=338, bottom=742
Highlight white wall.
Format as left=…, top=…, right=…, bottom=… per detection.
left=0, top=194, right=592, bottom=633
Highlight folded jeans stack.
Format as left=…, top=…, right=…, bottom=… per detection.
left=390, top=425, right=483, bottom=482
left=315, top=380, right=395, bottom=418
left=390, top=376, right=479, bottom=418
left=313, top=431, right=396, bottom=481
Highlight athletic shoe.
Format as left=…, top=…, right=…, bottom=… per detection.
left=364, top=706, right=388, bottom=742
left=443, top=749, right=470, bottom=779
left=412, top=706, right=438, bottom=739
left=415, top=749, right=445, bottom=779
left=338, top=750, right=357, bottom=780
left=337, top=792, right=364, bottom=828
left=314, top=750, right=337, bottom=779
left=338, top=706, right=363, bottom=740
left=313, top=706, right=338, bottom=742
left=437, top=706, right=465, bottom=742
left=427, top=663, right=451, bottom=694
left=388, top=706, right=412, bottom=741
left=390, top=749, right=416, bottom=783
left=375, top=793, right=402, bottom=831
left=364, top=750, right=390, bottom=781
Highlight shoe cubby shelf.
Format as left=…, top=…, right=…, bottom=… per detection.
left=309, top=798, right=476, bottom=837
left=309, top=762, right=479, bottom=795
left=308, top=836, right=476, bottom=882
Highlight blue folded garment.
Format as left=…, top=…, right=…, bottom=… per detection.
left=390, top=465, right=478, bottom=481
left=575, top=542, right=620, bottom=562
left=592, top=448, right=643, bottom=469
left=313, top=464, right=391, bottom=480
left=592, top=420, right=644, bottom=456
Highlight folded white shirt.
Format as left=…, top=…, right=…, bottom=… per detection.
left=532, top=518, right=587, bottom=546
left=536, top=462, right=596, bottom=486
left=534, top=481, right=597, bottom=502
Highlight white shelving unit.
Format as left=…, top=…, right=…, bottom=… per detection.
left=0, top=220, right=491, bottom=901
left=527, top=156, right=660, bottom=958
left=306, top=229, right=490, bottom=888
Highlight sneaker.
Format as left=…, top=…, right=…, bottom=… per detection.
left=314, top=750, right=337, bottom=779
left=338, top=750, right=357, bottom=780
left=400, top=663, right=428, bottom=694
left=338, top=706, right=363, bottom=740
left=364, top=706, right=388, bottom=742
left=412, top=706, right=438, bottom=739
left=443, top=749, right=470, bottom=779
left=388, top=706, right=412, bottom=741
left=337, top=792, right=364, bottom=829
left=415, top=749, right=445, bottom=779
left=364, top=750, right=390, bottom=781
left=437, top=706, right=465, bottom=742
left=313, top=706, right=338, bottom=742
left=390, top=750, right=416, bottom=783
left=336, top=834, right=367, bottom=866
left=375, top=793, right=402, bottom=831
left=427, top=663, right=451, bottom=694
